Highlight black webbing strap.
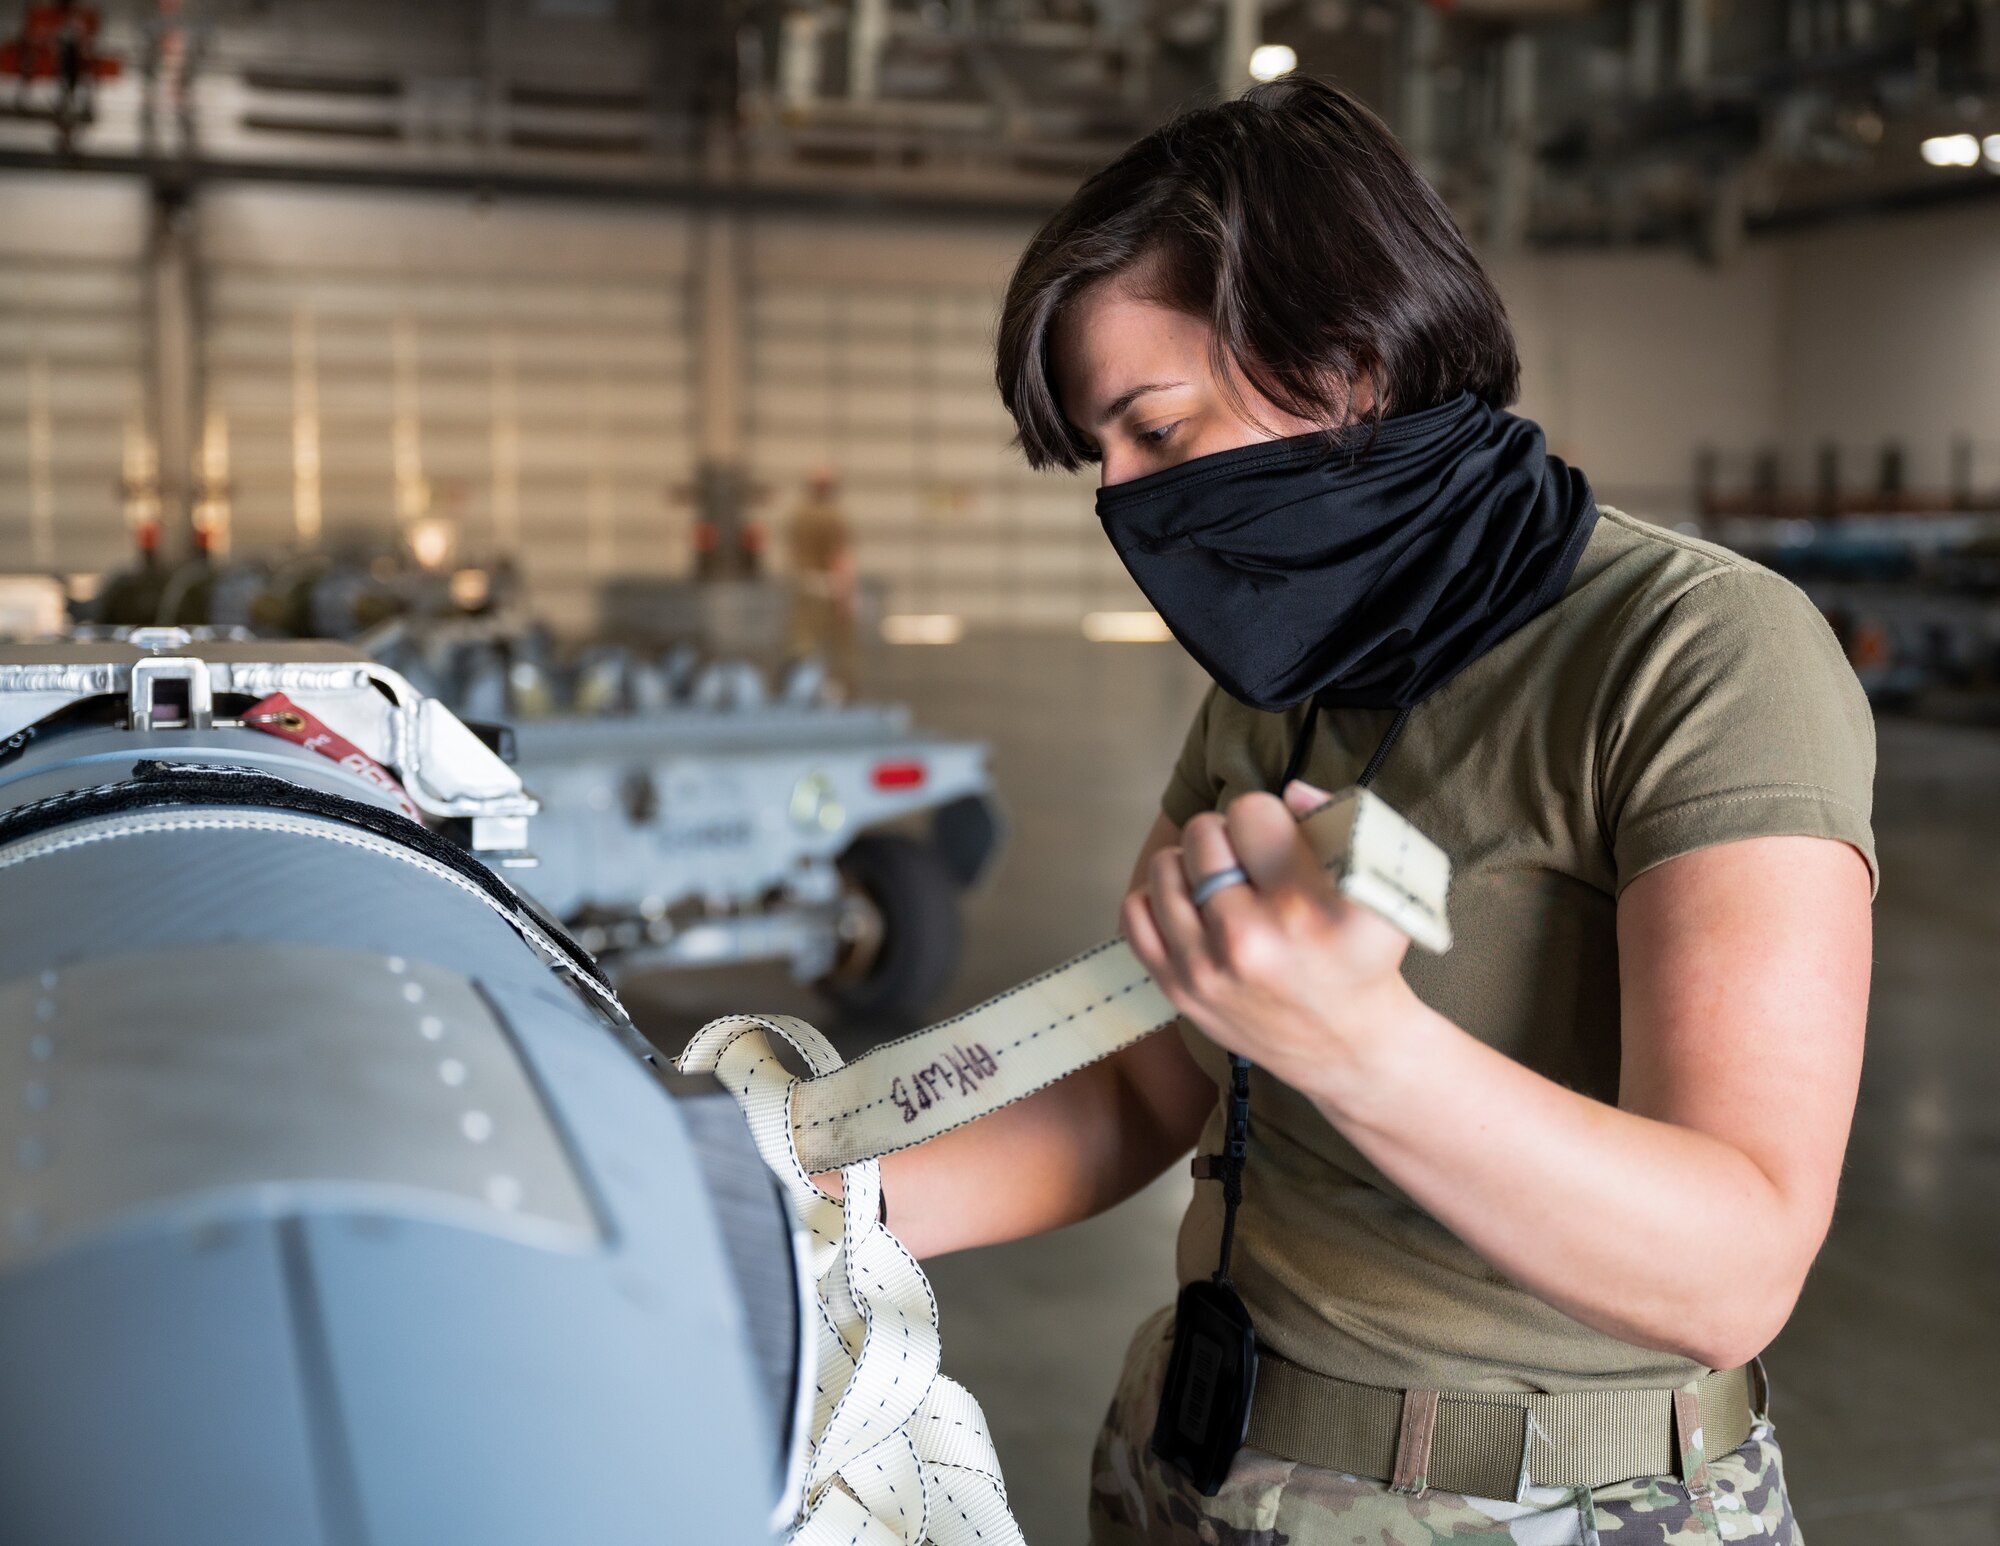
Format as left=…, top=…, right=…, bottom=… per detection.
left=0, top=759, right=613, bottom=994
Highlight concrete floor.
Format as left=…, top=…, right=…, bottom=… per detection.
left=628, top=635, right=2000, bottom=1546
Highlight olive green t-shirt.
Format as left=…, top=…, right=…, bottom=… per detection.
left=1160, top=507, right=1877, bottom=1395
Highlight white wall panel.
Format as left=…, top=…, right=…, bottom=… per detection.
left=0, top=177, right=151, bottom=575
left=0, top=260, right=146, bottom=575
left=1778, top=203, right=2000, bottom=495
left=746, top=212, right=1104, bottom=629
left=1490, top=244, right=1785, bottom=520
left=200, top=188, right=698, bottom=633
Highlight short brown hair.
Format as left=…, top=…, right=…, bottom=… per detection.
left=996, top=76, right=1520, bottom=471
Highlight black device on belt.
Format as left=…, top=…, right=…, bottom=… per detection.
left=1148, top=697, right=1411, bottom=1497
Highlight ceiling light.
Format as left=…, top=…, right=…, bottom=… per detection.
left=1920, top=133, right=1981, bottom=167
left=1081, top=610, right=1174, bottom=643
left=1985, top=134, right=2000, bottom=165
left=1248, top=43, right=1298, bottom=82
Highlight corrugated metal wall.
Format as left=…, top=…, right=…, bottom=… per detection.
left=203, top=267, right=698, bottom=625
left=0, top=178, right=1149, bottom=636
left=743, top=275, right=1141, bottom=629
left=1, top=175, right=1843, bottom=637
left=197, top=187, right=699, bottom=635
left=0, top=254, right=148, bottom=575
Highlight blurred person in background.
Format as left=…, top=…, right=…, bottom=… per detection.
left=787, top=464, right=860, bottom=697
left=850, top=77, right=1874, bottom=1546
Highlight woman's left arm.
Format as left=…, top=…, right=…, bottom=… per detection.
left=1123, top=785, right=1872, bottom=1370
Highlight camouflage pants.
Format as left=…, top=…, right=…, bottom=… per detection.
left=1089, top=1309, right=1801, bottom=1546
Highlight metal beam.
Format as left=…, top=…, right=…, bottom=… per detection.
left=1488, top=33, right=1538, bottom=252
left=1401, top=6, right=1444, bottom=184
left=1678, top=0, right=1712, bottom=87
left=1221, top=0, right=1260, bottom=100
left=0, top=146, right=1068, bottom=225
left=143, top=185, right=203, bottom=565
left=850, top=0, right=890, bottom=102
left=696, top=213, right=744, bottom=468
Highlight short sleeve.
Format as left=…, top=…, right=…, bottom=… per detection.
left=1161, top=686, right=1223, bottom=827
left=1597, top=567, right=1878, bottom=895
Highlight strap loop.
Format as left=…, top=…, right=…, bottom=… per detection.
left=1389, top=1388, right=1440, bottom=1496
left=680, top=1014, right=1024, bottom=1546
left=1673, top=1384, right=1712, bottom=1492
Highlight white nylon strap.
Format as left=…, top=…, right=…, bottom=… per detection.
left=680, top=1013, right=1023, bottom=1546
left=676, top=788, right=1451, bottom=1546
left=790, top=786, right=1450, bottom=1174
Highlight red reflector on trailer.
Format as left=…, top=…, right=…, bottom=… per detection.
left=872, top=761, right=927, bottom=790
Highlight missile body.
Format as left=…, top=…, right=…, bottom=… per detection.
left=0, top=637, right=799, bottom=1546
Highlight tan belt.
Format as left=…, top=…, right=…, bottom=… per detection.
left=1246, top=1354, right=1762, bottom=1499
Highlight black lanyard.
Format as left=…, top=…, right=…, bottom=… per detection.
left=1209, top=697, right=1412, bottom=1286
left=1151, top=697, right=1414, bottom=1497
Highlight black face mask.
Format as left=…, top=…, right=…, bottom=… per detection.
left=1094, top=394, right=1600, bottom=712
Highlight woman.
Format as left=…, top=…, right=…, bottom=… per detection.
left=876, top=78, right=1874, bottom=1544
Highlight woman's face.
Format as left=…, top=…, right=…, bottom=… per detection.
left=1052, top=274, right=1327, bottom=488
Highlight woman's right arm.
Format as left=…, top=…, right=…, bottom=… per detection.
left=866, top=812, right=1215, bottom=1260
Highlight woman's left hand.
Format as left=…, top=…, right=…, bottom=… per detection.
left=1120, top=781, right=1418, bottom=1097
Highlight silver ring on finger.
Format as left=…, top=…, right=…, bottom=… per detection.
left=1189, top=865, right=1251, bottom=909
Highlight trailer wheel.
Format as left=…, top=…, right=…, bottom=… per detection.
left=823, top=834, right=962, bottom=1023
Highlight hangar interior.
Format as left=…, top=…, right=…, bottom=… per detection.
left=0, top=1, right=1996, bottom=1543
